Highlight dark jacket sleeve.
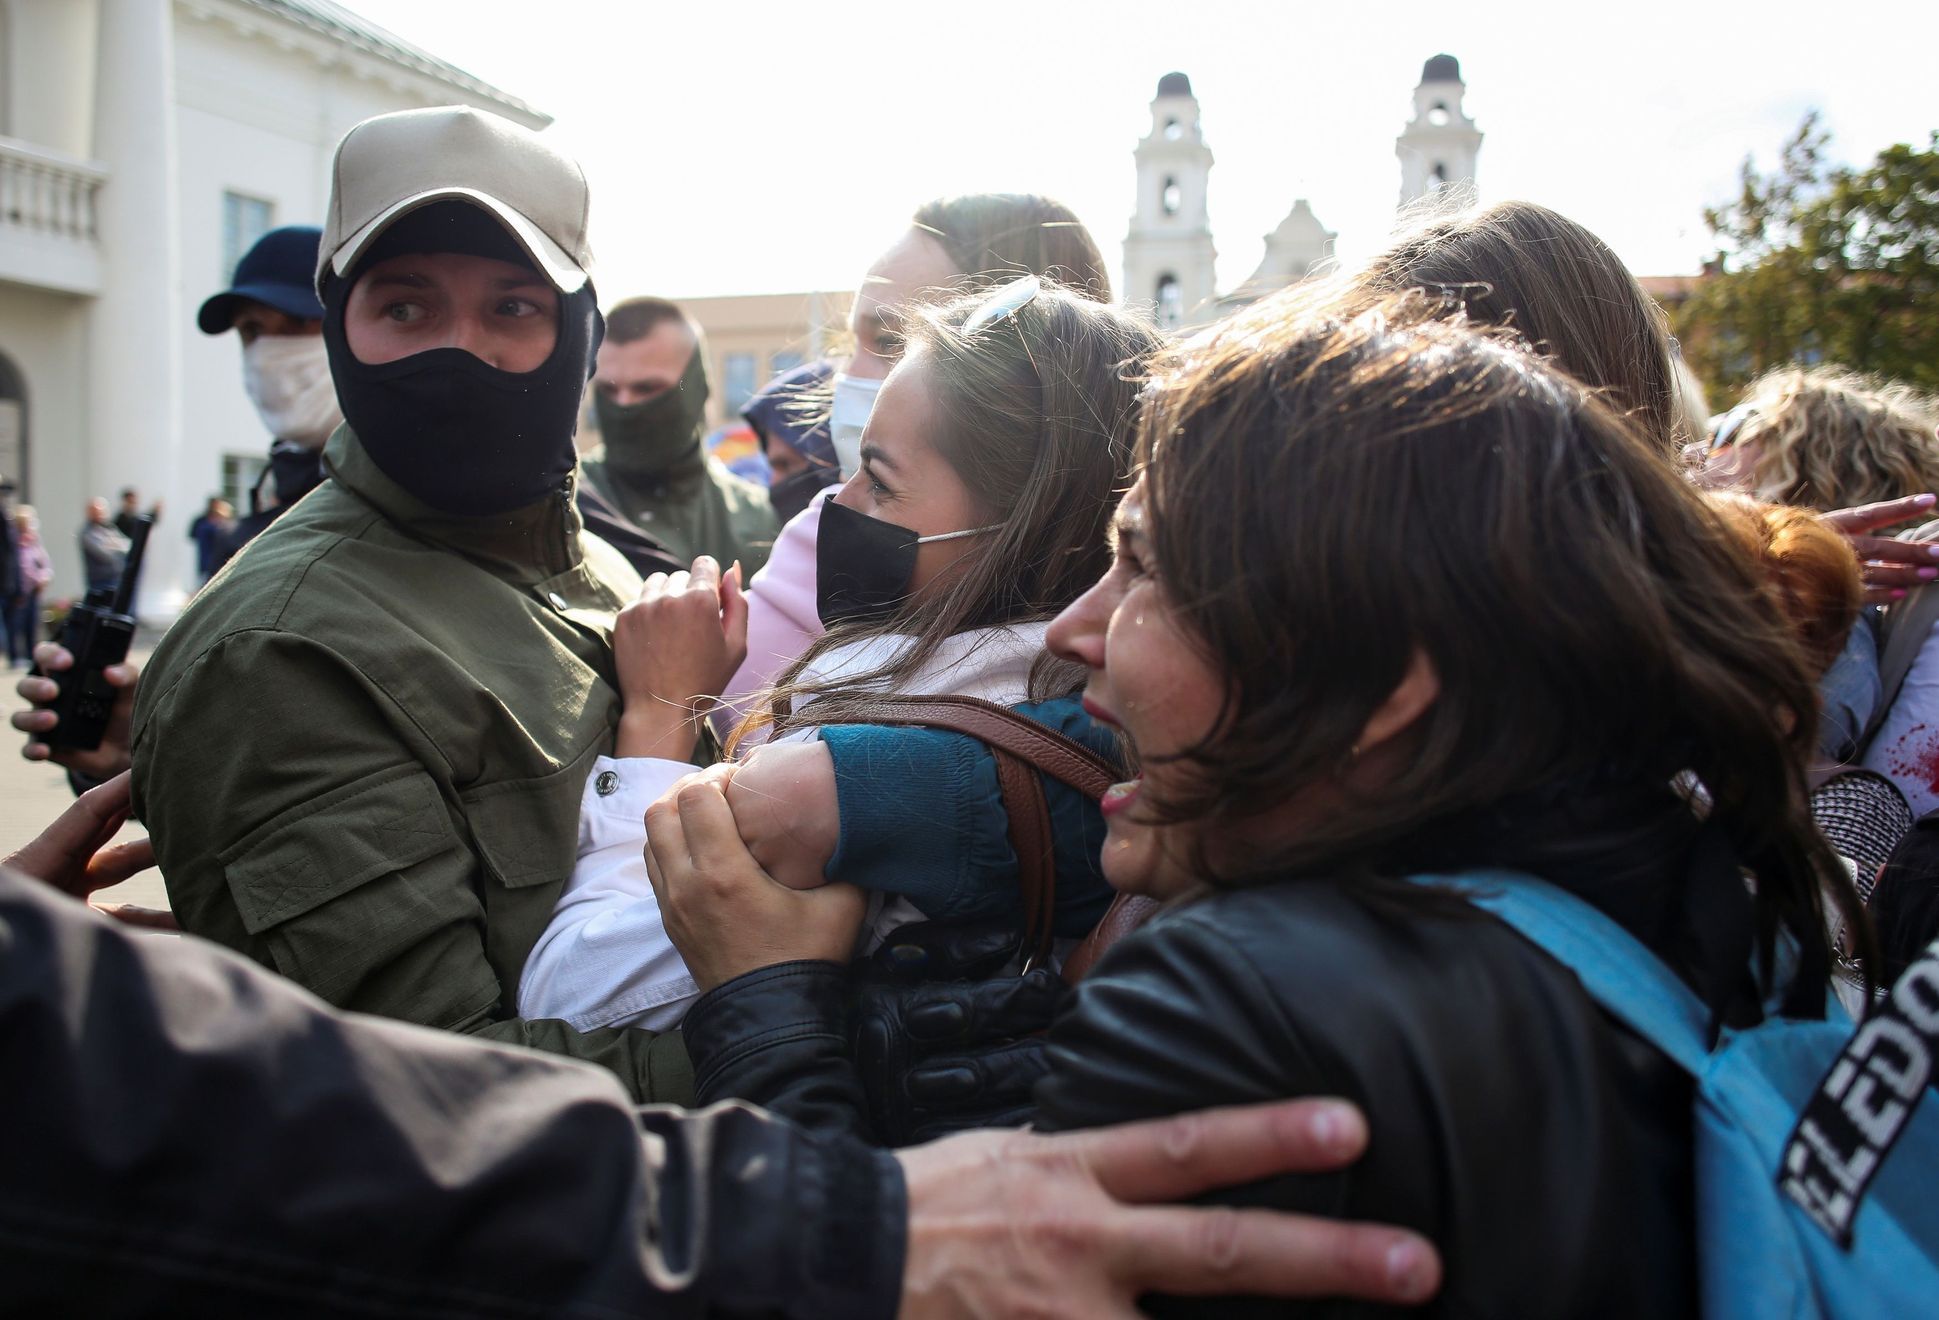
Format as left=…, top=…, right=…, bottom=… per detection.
left=0, top=868, right=904, bottom=1319
left=821, top=696, right=1118, bottom=933
left=683, top=959, right=878, bottom=1142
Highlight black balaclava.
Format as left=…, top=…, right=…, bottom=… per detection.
left=592, top=346, right=710, bottom=487
left=321, top=201, right=602, bottom=517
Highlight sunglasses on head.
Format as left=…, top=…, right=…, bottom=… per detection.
left=962, top=275, right=1043, bottom=336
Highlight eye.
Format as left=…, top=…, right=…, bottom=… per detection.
left=383, top=301, right=427, bottom=324
left=497, top=297, right=547, bottom=318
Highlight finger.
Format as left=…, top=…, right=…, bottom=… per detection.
left=1823, top=493, right=1938, bottom=534
left=86, top=836, right=157, bottom=890
left=12, top=708, right=57, bottom=735
left=1106, top=1203, right=1441, bottom=1304
left=1046, top=1098, right=1369, bottom=1203
left=900, top=971, right=1069, bottom=1044
left=95, top=903, right=179, bottom=931
left=32, top=643, right=73, bottom=672
left=720, top=563, right=750, bottom=653
left=1866, top=587, right=1904, bottom=606
left=1850, top=536, right=1939, bottom=565
left=104, top=663, right=139, bottom=689
left=14, top=676, right=58, bottom=705
left=689, top=556, right=721, bottom=593
left=1859, top=565, right=1939, bottom=593
left=673, top=776, right=751, bottom=868
left=22, top=741, right=51, bottom=762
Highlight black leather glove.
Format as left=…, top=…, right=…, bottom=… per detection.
left=852, top=920, right=1071, bottom=1145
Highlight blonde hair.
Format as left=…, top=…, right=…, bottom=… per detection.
left=1734, top=366, right=1939, bottom=513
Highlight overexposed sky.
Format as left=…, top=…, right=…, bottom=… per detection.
left=347, top=0, right=1937, bottom=303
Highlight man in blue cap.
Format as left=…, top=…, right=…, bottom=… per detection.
left=195, top=225, right=342, bottom=569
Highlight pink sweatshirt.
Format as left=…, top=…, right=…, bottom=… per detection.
left=712, top=491, right=829, bottom=733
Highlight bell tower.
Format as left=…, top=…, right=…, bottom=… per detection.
left=1396, top=54, right=1482, bottom=207
left=1124, top=71, right=1217, bottom=329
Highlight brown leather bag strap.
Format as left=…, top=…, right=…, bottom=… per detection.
left=837, top=695, right=1121, bottom=798
left=1058, top=892, right=1163, bottom=985
left=835, top=694, right=1124, bottom=973
left=988, top=747, right=1058, bottom=972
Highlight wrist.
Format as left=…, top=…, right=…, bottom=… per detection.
left=616, top=706, right=700, bottom=760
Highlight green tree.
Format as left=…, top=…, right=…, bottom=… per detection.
left=1674, top=115, right=1939, bottom=395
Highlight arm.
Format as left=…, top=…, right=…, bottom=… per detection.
left=130, top=630, right=690, bottom=1104
left=1, top=863, right=1440, bottom=1316
left=821, top=695, right=1120, bottom=931
left=0, top=864, right=902, bottom=1319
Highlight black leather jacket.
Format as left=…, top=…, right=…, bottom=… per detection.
left=0, top=867, right=903, bottom=1318
left=1036, top=878, right=1697, bottom=1319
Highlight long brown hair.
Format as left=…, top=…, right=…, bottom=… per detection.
left=1136, top=289, right=1862, bottom=998
left=1350, top=200, right=1686, bottom=458
left=762, top=280, right=1159, bottom=731
left=912, top=194, right=1112, bottom=303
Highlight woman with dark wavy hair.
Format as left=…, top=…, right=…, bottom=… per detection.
left=1027, top=291, right=1864, bottom=1316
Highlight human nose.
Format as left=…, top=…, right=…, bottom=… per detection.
left=444, top=313, right=497, bottom=368
left=1047, top=574, right=1111, bottom=670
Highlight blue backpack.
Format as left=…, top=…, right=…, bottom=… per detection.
left=1418, top=869, right=1939, bottom=1318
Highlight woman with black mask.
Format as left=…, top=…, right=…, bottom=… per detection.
left=518, top=277, right=1159, bottom=1042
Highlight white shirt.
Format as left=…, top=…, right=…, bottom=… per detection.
left=516, top=623, right=1051, bottom=1032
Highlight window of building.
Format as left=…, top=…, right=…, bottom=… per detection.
left=221, top=191, right=275, bottom=280
left=1161, top=175, right=1181, bottom=216
left=723, top=352, right=758, bottom=413
left=1163, top=116, right=1182, bottom=140
left=221, top=451, right=268, bottom=511
left=1428, top=162, right=1449, bottom=192
left=1156, top=274, right=1182, bottom=329
left=1428, top=102, right=1451, bottom=127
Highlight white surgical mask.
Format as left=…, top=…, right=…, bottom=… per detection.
left=242, top=334, right=342, bottom=449
left=828, top=371, right=884, bottom=479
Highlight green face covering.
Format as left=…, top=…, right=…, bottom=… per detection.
left=593, top=347, right=711, bottom=486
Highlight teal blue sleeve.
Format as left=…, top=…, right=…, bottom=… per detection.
left=820, top=696, right=1122, bottom=934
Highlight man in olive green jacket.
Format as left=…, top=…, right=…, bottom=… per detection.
left=130, top=106, right=691, bottom=1103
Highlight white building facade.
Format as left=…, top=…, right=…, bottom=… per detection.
left=1121, top=72, right=1217, bottom=330
left=0, top=0, right=541, bottom=615
left=1395, top=53, right=1482, bottom=207
left=1126, top=56, right=1481, bottom=326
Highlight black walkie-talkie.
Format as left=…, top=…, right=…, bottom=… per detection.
left=36, top=514, right=151, bottom=751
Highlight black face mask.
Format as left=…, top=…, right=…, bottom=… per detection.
left=322, top=268, right=602, bottom=518
left=769, top=464, right=842, bottom=526
left=593, top=349, right=710, bottom=486
left=815, top=498, right=1001, bottom=627
left=266, top=440, right=325, bottom=511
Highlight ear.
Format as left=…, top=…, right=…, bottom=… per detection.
left=1357, top=648, right=1440, bottom=755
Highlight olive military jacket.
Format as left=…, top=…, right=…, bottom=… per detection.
left=130, top=427, right=692, bottom=1104
left=580, top=450, right=776, bottom=574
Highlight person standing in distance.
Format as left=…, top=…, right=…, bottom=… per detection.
left=128, top=105, right=691, bottom=1102
left=195, top=224, right=341, bottom=569
left=582, top=296, right=777, bottom=571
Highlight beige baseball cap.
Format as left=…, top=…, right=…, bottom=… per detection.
left=318, top=105, right=593, bottom=296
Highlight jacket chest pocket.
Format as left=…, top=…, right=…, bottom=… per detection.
left=461, top=748, right=604, bottom=984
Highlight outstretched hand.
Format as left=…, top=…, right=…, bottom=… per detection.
left=2, top=771, right=174, bottom=928
left=1820, top=494, right=1939, bottom=603
left=894, top=1098, right=1442, bottom=1317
